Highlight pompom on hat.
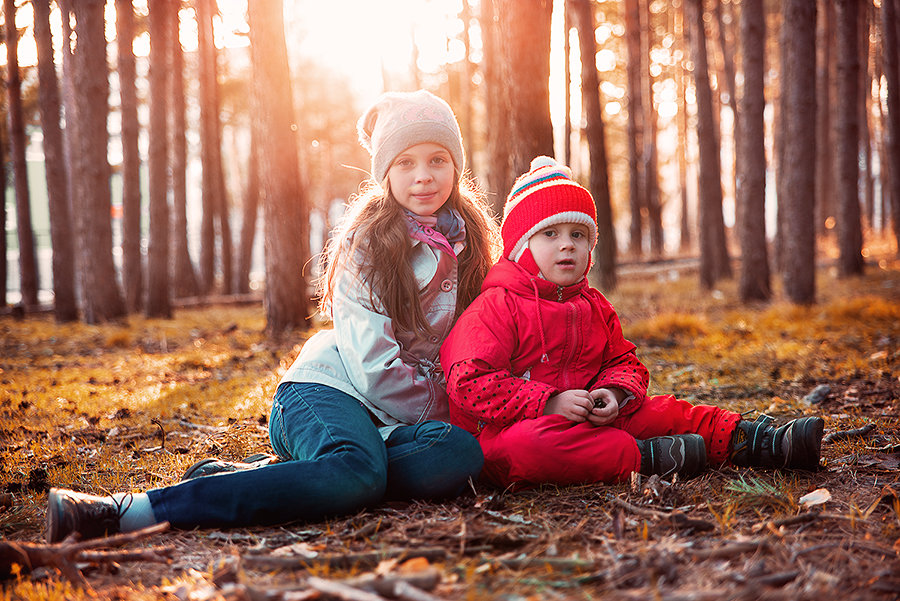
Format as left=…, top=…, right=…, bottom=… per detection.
left=357, top=90, right=465, bottom=183
left=501, top=156, right=597, bottom=274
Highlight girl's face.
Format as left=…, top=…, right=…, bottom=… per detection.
left=527, top=222, right=591, bottom=287
left=387, top=143, right=455, bottom=217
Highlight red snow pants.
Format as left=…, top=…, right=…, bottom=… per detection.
left=476, top=394, right=742, bottom=488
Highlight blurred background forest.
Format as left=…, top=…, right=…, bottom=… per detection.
left=1, top=0, right=898, bottom=335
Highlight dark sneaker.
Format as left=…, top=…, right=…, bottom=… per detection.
left=180, top=452, right=279, bottom=481
left=46, top=488, right=125, bottom=543
left=637, top=434, right=707, bottom=480
left=730, top=415, right=824, bottom=471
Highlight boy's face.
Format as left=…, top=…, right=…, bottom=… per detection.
left=527, top=222, right=591, bottom=287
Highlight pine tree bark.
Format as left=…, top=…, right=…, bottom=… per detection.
left=624, top=0, right=645, bottom=256
left=687, top=0, right=731, bottom=289
left=643, top=0, right=663, bottom=258
left=0, top=126, right=5, bottom=307
left=196, top=0, right=233, bottom=294
left=494, top=0, right=554, bottom=180
left=5, top=0, right=39, bottom=307
left=678, top=0, right=692, bottom=253
left=882, top=0, right=900, bottom=252
left=815, top=0, right=836, bottom=236
left=782, top=0, right=818, bottom=304
left=34, top=0, right=77, bottom=320
left=737, top=0, right=770, bottom=302
left=236, top=132, right=259, bottom=295
left=170, top=3, right=200, bottom=299
left=482, top=0, right=513, bottom=215
left=835, top=0, right=864, bottom=276
left=569, top=0, right=616, bottom=291
left=248, top=0, right=311, bottom=336
left=196, top=0, right=218, bottom=293
left=146, top=0, right=172, bottom=317
left=116, top=0, right=143, bottom=313
left=70, top=0, right=126, bottom=323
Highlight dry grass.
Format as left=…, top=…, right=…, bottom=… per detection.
left=1, top=250, right=898, bottom=599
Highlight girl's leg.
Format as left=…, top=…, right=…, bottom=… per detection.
left=478, top=415, right=640, bottom=487
left=382, top=421, right=483, bottom=500
left=615, top=394, right=741, bottom=464
left=147, top=383, right=389, bottom=529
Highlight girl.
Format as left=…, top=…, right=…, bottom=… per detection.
left=46, top=90, right=499, bottom=542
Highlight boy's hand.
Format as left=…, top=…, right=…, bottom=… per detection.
left=543, top=389, right=594, bottom=422
left=586, top=388, right=620, bottom=426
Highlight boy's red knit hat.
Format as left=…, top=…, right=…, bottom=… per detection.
left=501, top=156, right=597, bottom=275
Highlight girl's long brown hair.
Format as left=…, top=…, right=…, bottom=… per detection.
left=319, top=174, right=499, bottom=337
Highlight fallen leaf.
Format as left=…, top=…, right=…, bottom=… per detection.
left=799, top=488, right=831, bottom=508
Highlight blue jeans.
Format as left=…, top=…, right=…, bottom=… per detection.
left=147, top=382, right=483, bottom=530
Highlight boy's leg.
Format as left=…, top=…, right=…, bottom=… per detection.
left=478, top=415, right=640, bottom=487
left=615, top=394, right=742, bottom=464
left=383, top=421, right=484, bottom=500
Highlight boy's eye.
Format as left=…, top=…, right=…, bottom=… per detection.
left=543, top=230, right=556, bottom=237
left=572, top=230, right=584, bottom=239
left=431, top=156, right=447, bottom=165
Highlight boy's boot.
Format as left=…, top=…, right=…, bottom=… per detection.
left=46, top=488, right=124, bottom=543
left=181, top=452, right=279, bottom=481
left=636, top=434, right=707, bottom=480
left=729, top=415, right=824, bottom=471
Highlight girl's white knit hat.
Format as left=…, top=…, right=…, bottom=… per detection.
left=357, top=90, right=465, bottom=183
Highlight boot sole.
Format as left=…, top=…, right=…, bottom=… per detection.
left=45, top=488, right=64, bottom=543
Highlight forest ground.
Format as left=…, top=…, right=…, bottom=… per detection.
left=1, top=240, right=898, bottom=600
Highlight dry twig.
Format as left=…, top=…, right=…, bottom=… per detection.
left=0, top=522, right=173, bottom=592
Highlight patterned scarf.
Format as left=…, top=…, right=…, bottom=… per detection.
left=404, top=207, right=467, bottom=256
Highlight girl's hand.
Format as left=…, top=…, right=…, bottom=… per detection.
left=586, top=388, right=621, bottom=426
left=543, top=389, right=593, bottom=422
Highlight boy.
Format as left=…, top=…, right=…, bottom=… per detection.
left=440, top=157, right=823, bottom=489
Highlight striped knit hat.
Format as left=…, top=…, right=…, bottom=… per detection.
left=502, top=156, right=597, bottom=273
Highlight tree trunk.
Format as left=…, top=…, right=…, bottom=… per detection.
left=5, top=0, right=39, bottom=307
left=34, top=0, right=77, bottom=321
left=714, top=0, right=740, bottom=238
left=624, top=0, right=645, bottom=256
left=570, top=0, right=616, bottom=291
left=170, top=2, right=200, bottom=299
left=860, top=1, right=873, bottom=230
left=248, top=0, right=311, bottom=336
left=688, top=0, right=731, bottom=289
left=0, top=104, right=6, bottom=307
left=116, top=0, right=143, bottom=313
left=678, top=0, right=692, bottom=253
left=737, top=0, right=770, bottom=302
left=196, top=0, right=218, bottom=293
left=643, top=0, right=663, bottom=258
left=71, top=0, right=126, bottom=323
left=882, top=0, right=900, bottom=252
left=236, top=131, right=259, bottom=295
left=774, top=10, right=789, bottom=273
left=146, top=0, right=172, bottom=318
left=835, top=0, right=864, bottom=276
left=482, top=0, right=513, bottom=215
left=782, top=0, right=818, bottom=304
left=495, top=0, right=554, bottom=179
left=815, top=0, right=836, bottom=236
